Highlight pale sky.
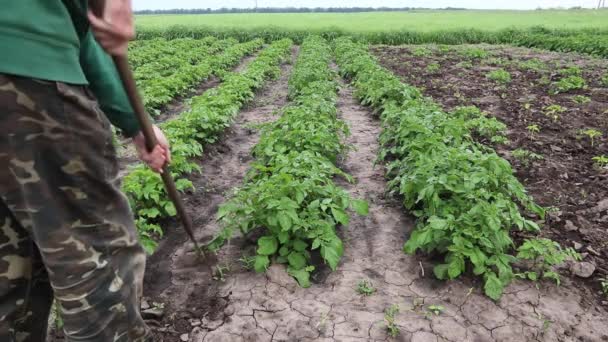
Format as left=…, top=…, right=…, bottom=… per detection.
left=133, top=0, right=599, bottom=10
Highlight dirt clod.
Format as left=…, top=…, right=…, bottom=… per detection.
left=571, top=261, right=597, bottom=278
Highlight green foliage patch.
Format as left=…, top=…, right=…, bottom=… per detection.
left=334, top=37, right=565, bottom=300
left=207, top=36, right=367, bottom=287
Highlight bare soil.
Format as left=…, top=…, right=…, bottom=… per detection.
left=372, top=44, right=608, bottom=305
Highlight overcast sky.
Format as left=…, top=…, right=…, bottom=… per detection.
left=133, top=0, right=599, bottom=10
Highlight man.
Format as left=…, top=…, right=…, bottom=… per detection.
left=0, top=0, right=169, bottom=340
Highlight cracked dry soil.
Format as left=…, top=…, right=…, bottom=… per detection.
left=144, top=57, right=608, bottom=342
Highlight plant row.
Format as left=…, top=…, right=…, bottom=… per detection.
left=122, top=39, right=294, bottom=253
left=129, top=36, right=219, bottom=69
left=207, top=36, right=368, bottom=287
left=333, top=37, right=578, bottom=300
left=136, top=26, right=608, bottom=58
left=134, top=38, right=264, bottom=114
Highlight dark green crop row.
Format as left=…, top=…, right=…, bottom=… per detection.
left=131, top=38, right=264, bottom=114
left=136, top=26, right=608, bottom=58
left=207, top=36, right=368, bottom=287
left=122, top=39, right=294, bottom=253
left=333, top=37, right=577, bottom=300
left=129, top=36, right=218, bottom=69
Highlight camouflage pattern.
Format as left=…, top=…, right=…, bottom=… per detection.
left=0, top=74, right=151, bottom=341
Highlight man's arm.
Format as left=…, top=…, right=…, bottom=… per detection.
left=84, top=0, right=170, bottom=173
left=80, top=29, right=140, bottom=137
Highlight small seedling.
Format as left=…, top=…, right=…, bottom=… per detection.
left=572, top=95, right=591, bottom=104
left=512, top=148, right=544, bottom=166
left=487, top=69, right=512, bottom=85
left=384, top=304, right=400, bottom=338
left=356, top=280, right=376, bottom=296
left=213, top=264, right=230, bottom=282
left=527, top=124, right=540, bottom=137
left=578, top=128, right=602, bottom=147
left=600, top=277, right=608, bottom=296
left=425, top=305, right=445, bottom=317
left=592, top=155, right=608, bottom=168
left=426, top=62, right=440, bottom=73
left=544, top=104, right=566, bottom=122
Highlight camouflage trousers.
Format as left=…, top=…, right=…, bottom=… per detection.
left=0, top=74, right=151, bottom=341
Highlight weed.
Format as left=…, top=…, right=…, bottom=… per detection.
left=512, top=148, right=544, bottom=166
left=412, top=47, right=432, bottom=57
left=538, top=76, right=551, bottom=86
left=519, top=58, right=546, bottom=72
left=239, top=255, right=256, bottom=270
left=384, top=304, right=400, bottom=338
left=577, top=128, right=602, bottom=147
left=486, top=57, right=508, bottom=66
left=526, top=124, right=540, bottom=137
left=213, top=264, right=230, bottom=282
left=551, top=75, right=587, bottom=94
left=438, top=45, right=452, bottom=54
left=600, top=277, right=608, bottom=296
left=456, top=61, right=473, bottom=69
left=460, top=47, right=489, bottom=59
left=572, top=95, right=591, bottom=104
left=559, top=66, right=582, bottom=77
left=425, top=305, right=445, bottom=317
left=356, top=280, right=376, bottom=296
left=426, top=62, right=440, bottom=73
left=544, top=104, right=566, bottom=122
left=592, top=155, right=608, bottom=168
left=602, top=73, right=608, bottom=87
left=516, top=238, right=581, bottom=285
left=487, top=69, right=512, bottom=84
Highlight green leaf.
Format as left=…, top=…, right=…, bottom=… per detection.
left=257, top=236, right=278, bottom=256
left=434, top=264, right=449, bottom=280
left=311, top=238, right=321, bottom=250
left=351, top=199, right=369, bottom=216
left=448, top=256, right=465, bottom=279
left=278, top=213, right=292, bottom=231
left=543, top=271, right=561, bottom=285
left=331, top=207, right=349, bottom=226
left=484, top=273, right=504, bottom=301
left=278, top=231, right=290, bottom=244
left=279, top=246, right=290, bottom=257
left=287, top=266, right=311, bottom=288
left=254, top=255, right=270, bottom=273
left=288, top=252, right=307, bottom=269
left=292, top=240, right=307, bottom=252
left=320, top=238, right=343, bottom=271
left=164, top=202, right=177, bottom=216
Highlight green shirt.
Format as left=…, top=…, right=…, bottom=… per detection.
left=0, top=0, right=140, bottom=137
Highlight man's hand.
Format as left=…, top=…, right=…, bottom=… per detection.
left=133, top=125, right=171, bottom=173
left=88, top=0, right=135, bottom=56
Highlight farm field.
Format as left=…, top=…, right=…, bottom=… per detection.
left=50, top=21, right=608, bottom=342
left=135, top=10, right=608, bottom=32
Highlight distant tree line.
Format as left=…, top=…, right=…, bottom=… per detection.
left=134, top=7, right=469, bottom=15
